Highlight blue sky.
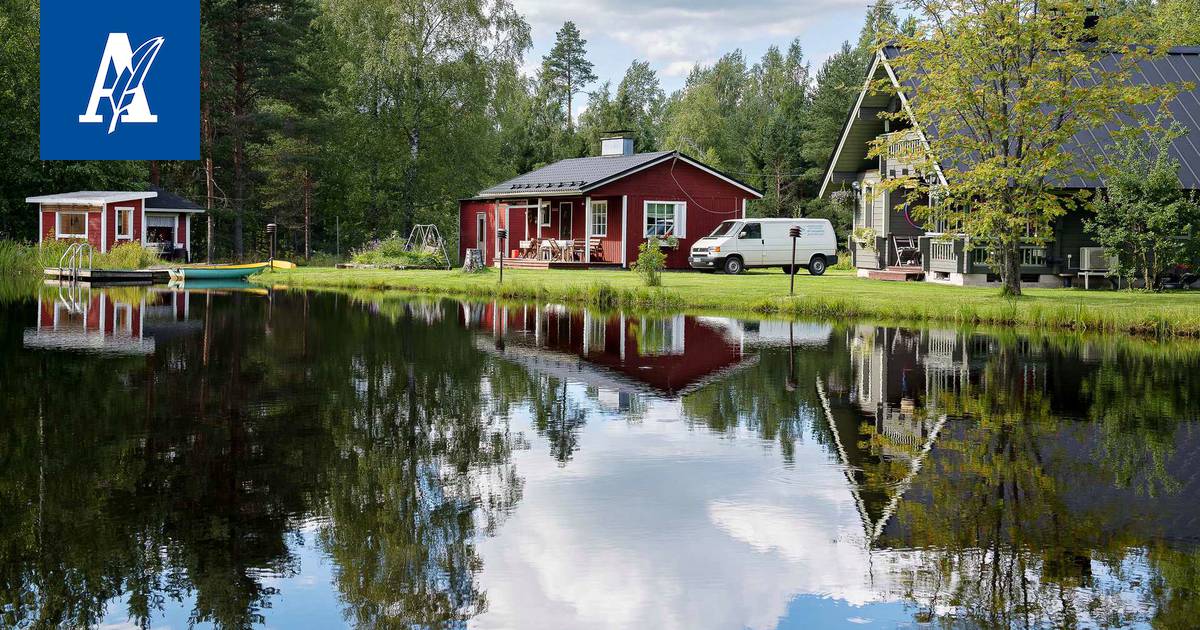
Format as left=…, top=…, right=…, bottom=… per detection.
left=513, top=0, right=871, bottom=97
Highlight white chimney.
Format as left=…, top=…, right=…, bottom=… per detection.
left=600, top=131, right=635, bottom=157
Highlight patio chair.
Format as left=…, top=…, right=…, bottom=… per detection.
left=571, top=239, right=587, bottom=262
left=588, top=237, right=604, bottom=261
left=893, top=236, right=920, bottom=267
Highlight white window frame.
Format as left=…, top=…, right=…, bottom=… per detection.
left=115, top=206, right=134, bottom=239
left=590, top=200, right=608, bottom=236
left=642, top=200, right=686, bottom=239
left=538, top=203, right=551, bottom=227
left=56, top=211, right=88, bottom=239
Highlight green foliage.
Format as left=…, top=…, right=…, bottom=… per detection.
left=351, top=233, right=446, bottom=268
left=633, top=238, right=666, bottom=287
left=578, top=60, right=667, bottom=153
left=540, top=21, right=597, bottom=131
left=882, top=0, right=1176, bottom=296
left=1086, top=125, right=1200, bottom=290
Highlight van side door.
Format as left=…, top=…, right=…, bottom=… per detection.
left=736, top=222, right=763, bottom=266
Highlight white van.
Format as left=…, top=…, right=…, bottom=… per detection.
left=688, top=218, right=838, bottom=275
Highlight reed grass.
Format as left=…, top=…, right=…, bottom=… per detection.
left=255, top=266, right=1200, bottom=338
left=0, top=239, right=165, bottom=276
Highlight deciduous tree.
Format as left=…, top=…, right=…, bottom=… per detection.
left=879, top=0, right=1177, bottom=295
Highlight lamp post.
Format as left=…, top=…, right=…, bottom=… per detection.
left=266, top=223, right=277, bottom=265
left=788, top=225, right=802, bottom=295
left=497, top=228, right=508, bottom=284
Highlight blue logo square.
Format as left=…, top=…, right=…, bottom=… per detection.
left=40, top=0, right=199, bottom=160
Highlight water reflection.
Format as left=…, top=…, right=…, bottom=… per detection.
left=1, top=286, right=1198, bottom=629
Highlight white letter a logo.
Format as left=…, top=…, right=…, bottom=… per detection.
left=79, top=33, right=164, bottom=133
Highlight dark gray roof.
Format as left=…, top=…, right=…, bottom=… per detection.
left=146, top=186, right=205, bottom=212
left=875, top=45, right=1200, bottom=190
left=475, top=151, right=674, bottom=198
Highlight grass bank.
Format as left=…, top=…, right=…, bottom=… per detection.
left=257, top=266, right=1200, bottom=337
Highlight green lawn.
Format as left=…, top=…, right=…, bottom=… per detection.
left=256, top=266, right=1200, bottom=337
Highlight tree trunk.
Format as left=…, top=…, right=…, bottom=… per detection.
left=1000, top=238, right=1022, bottom=297
left=399, top=123, right=420, bottom=236
left=231, top=2, right=247, bottom=259
left=303, top=169, right=312, bottom=260
left=201, top=59, right=214, bottom=263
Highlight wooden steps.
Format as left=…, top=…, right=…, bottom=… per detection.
left=496, top=258, right=622, bottom=270
left=867, top=266, right=925, bottom=282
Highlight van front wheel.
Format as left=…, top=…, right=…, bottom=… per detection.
left=723, top=256, right=744, bottom=275
left=808, top=255, right=827, bottom=276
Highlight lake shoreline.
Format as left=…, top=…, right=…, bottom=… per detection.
left=257, top=266, right=1200, bottom=338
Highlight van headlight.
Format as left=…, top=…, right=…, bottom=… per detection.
left=711, top=246, right=721, bottom=253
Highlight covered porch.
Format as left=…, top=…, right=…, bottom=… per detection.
left=491, top=196, right=629, bottom=268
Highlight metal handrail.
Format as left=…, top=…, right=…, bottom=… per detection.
left=56, top=243, right=94, bottom=283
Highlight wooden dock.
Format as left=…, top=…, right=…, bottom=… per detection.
left=43, top=267, right=172, bottom=286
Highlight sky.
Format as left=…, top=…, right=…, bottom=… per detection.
left=512, top=0, right=872, bottom=96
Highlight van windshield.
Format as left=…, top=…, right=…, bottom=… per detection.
left=707, top=221, right=740, bottom=238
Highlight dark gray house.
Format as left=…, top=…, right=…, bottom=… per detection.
left=819, top=46, right=1200, bottom=287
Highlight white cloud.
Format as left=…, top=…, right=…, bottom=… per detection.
left=470, top=401, right=913, bottom=630
left=514, top=0, right=866, bottom=81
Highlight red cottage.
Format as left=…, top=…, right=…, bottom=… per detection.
left=27, top=187, right=205, bottom=261
left=459, top=134, right=764, bottom=269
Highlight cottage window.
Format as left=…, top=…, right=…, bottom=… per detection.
left=590, top=200, right=608, bottom=236
left=115, top=207, right=134, bottom=239
left=538, top=203, right=551, bottom=227
left=57, top=212, right=87, bottom=238
left=644, top=201, right=685, bottom=238
left=637, top=315, right=685, bottom=355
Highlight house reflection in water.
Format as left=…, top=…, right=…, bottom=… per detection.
left=24, top=285, right=200, bottom=355
left=457, top=302, right=830, bottom=399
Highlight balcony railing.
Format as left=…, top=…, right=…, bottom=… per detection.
left=879, top=130, right=924, bottom=179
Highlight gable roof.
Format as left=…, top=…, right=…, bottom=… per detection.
left=820, top=46, right=1200, bottom=196
left=26, top=191, right=158, bottom=206
left=146, top=186, right=205, bottom=213
left=473, top=150, right=763, bottom=199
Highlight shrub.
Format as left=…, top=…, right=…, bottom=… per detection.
left=352, top=232, right=447, bottom=268
left=303, top=252, right=343, bottom=267
left=831, top=250, right=854, bottom=270
left=634, top=238, right=666, bottom=287
left=103, top=242, right=164, bottom=269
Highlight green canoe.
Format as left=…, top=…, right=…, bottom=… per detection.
left=169, top=262, right=269, bottom=281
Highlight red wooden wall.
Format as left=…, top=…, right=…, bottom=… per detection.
left=459, top=156, right=754, bottom=269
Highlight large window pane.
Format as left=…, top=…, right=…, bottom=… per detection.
left=644, top=202, right=678, bottom=237
left=58, top=212, right=86, bottom=237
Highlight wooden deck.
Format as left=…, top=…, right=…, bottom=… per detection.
left=497, top=258, right=623, bottom=270
left=866, top=266, right=926, bottom=282
left=43, top=267, right=172, bottom=285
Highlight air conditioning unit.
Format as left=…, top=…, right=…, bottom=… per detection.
left=1079, top=247, right=1113, bottom=272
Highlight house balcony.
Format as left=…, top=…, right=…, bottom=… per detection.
left=878, top=130, right=924, bottom=180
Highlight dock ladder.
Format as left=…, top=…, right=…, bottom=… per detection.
left=57, top=242, right=94, bottom=284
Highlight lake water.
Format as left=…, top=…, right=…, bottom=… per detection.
left=2, top=283, right=1199, bottom=629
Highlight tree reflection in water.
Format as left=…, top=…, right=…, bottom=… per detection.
left=2, top=288, right=1200, bottom=629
